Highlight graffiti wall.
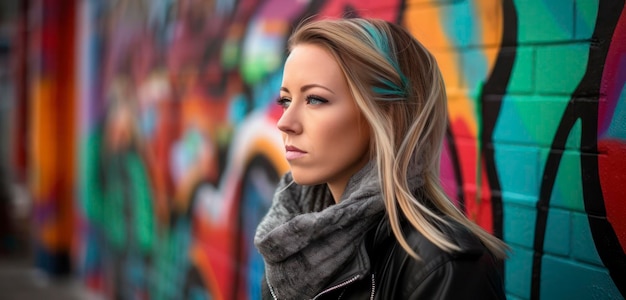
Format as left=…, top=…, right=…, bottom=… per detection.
left=21, top=0, right=625, bottom=299
left=27, top=0, right=78, bottom=275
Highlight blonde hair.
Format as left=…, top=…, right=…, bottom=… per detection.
left=288, top=18, right=508, bottom=259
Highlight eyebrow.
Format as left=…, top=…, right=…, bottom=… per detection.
left=280, top=84, right=335, bottom=95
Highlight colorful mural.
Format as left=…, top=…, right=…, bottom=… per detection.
left=19, top=0, right=626, bottom=299
left=27, top=0, right=77, bottom=275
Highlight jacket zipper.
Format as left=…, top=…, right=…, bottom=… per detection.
left=370, top=273, right=375, bottom=300
left=269, top=273, right=376, bottom=299
left=268, top=279, right=278, bottom=300
left=312, top=275, right=360, bottom=299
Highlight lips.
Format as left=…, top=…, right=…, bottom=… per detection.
left=285, top=145, right=307, bottom=160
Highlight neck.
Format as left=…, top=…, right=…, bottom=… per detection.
left=327, top=181, right=348, bottom=203
left=328, top=154, right=373, bottom=203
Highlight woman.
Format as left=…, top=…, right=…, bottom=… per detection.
left=254, top=18, right=509, bottom=299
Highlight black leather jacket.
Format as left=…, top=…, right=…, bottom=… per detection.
left=262, top=217, right=506, bottom=299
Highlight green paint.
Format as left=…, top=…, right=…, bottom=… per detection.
left=82, top=131, right=104, bottom=223
left=127, top=152, right=156, bottom=253
left=475, top=83, right=484, bottom=204
left=572, top=212, right=605, bottom=266
left=511, top=95, right=570, bottom=146
left=151, top=220, right=192, bottom=300
left=535, top=43, right=589, bottom=94
left=574, top=0, right=599, bottom=39
left=221, top=39, right=240, bottom=70
left=550, top=150, right=585, bottom=212
left=565, top=118, right=582, bottom=149
left=507, top=47, right=534, bottom=94
left=242, top=56, right=281, bottom=84
left=515, top=0, right=574, bottom=43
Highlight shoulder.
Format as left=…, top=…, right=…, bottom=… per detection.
left=370, top=219, right=505, bottom=299
left=371, top=218, right=487, bottom=281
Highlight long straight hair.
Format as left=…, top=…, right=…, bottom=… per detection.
left=288, top=18, right=509, bottom=259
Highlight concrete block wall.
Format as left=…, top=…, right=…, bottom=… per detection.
left=18, top=0, right=625, bottom=299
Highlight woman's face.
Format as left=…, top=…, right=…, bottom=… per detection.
left=277, top=43, right=371, bottom=197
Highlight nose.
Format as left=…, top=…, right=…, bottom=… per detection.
left=277, top=105, right=302, bottom=134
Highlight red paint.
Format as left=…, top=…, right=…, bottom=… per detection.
left=598, top=5, right=626, bottom=253
left=316, top=0, right=402, bottom=21
left=598, top=140, right=626, bottom=252
left=449, top=118, right=494, bottom=233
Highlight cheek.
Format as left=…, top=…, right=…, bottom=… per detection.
left=321, top=113, right=369, bottom=152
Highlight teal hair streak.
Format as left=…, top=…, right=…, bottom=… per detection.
left=361, top=21, right=409, bottom=101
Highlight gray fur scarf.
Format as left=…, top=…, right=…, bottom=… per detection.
left=254, top=161, right=385, bottom=299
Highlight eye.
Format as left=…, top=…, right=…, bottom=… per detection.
left=276, top=97, right=291, bottom=109
left=306, top=95, right=328, bottom=105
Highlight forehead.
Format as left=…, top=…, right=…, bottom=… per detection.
left=283, top=44, right=345, bottom=86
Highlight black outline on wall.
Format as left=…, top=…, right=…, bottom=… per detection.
left=530, top=1, right=626, bottom=299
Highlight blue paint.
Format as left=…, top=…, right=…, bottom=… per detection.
left=462, top=50, right=489, bottom=95
left=228, top=93, right=248, bottom=125
left=495, top=143, right=541, bottom=201
left=493, top=95, right=536, bottom=145
left=542, top=0, right=575, bottom=35
left=505, top=245, right=533, bottom=299
left=494, top=95, right=571, bottom=147
left=441, top=2, right=490, bottom=96
left=253, top=70, right=283, bottom=110
left=543, top=208, right=571, bottom=256
left=503, top=202, right=537, bottom=248
left=540, top=254, right=622, bottom=299
left=440, top=0, right=473, bottom=48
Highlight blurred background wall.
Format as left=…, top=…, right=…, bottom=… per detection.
left=1, top=0, right=625, bottom=299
